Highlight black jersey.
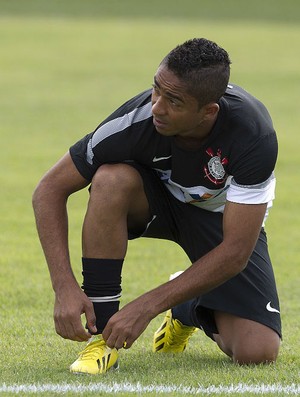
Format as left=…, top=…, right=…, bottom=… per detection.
left=70, top=84, right=278, bottom=214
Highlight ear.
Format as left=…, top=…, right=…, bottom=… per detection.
left=202, top=103, right=219, bottom=120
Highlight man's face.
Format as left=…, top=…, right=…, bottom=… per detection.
left=151, top=65, right=207, bottom=139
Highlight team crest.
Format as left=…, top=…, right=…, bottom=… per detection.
left=204, top=148, right=228, bottom=185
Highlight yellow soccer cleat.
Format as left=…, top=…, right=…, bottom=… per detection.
left=70, top=335, right=119, bottom=375
left=153, top=309, right=197, bottom=353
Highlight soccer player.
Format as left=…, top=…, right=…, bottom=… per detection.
left=32, top=38, right=281, bottom=374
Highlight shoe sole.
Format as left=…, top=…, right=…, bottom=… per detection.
left=70, top=360, right=119, bottom=375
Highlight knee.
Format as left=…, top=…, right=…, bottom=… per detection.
left=214, top=312, right=281, bottom=365
left=232, top=338, right=280, bottom=365
left=91, top=163, right=142, bottom=197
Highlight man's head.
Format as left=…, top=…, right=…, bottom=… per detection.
left=160, top=38, right=231, bottom=109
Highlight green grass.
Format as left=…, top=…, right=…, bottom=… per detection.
left=1, top=0, right=300, bottom=395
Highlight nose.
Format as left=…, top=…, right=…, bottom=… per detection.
left=152, top=94, right=167, bottom=117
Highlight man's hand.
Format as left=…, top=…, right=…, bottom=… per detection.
left=54, top=282, right=97, bottom=342
left=102, top=297, right=154, bottom=349
left=32, top=153, right=94, bottom=342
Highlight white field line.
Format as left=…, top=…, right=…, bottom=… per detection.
left=0, top=383, right=300, bottom=395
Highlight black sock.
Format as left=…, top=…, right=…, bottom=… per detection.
left=171, top=299, right=198, bottom=327
left=82, top=257, right=124, bottom=334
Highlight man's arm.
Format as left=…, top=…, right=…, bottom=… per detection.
left=102, top=200, right=267, bottom=349
left=32, top=152, right=96, bottom=341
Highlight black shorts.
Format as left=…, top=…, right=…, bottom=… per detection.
left=129, top=164, right=282, bottom=339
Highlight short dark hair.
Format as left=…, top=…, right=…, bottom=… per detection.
left=161, top=38, right=231, bottom=108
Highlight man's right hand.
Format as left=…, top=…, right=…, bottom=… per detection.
left=53, top=283, right=97, bottom=342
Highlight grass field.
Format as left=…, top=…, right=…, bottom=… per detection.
left=1, top=0, right=300, bottom=395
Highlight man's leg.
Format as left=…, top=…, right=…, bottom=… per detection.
left=81, top=163, right=151, bottom=333
left=214, top=311, right=280, bottom=364
left=82, top=163, right=151, bottom=259
left=156, top=300, right=280, bottom=364
left=70, top=163, right=151, bottom=374
left=150, top=200, right=281, bottom=365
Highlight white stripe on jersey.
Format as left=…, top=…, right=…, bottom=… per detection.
left=155, top=169, right=275, bottom=216
left=227, top=172, right=276, bottom=205
left=86, top=102, right=152, bottom=164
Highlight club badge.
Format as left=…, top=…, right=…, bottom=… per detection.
left=204, top=148, right=228, bottom=185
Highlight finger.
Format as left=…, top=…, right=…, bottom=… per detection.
left=55, top=313, right=90, bottom=342
left=54, top=312, right=69, bottom=339
left=122, top=341, right=130, bottom=349
left=101, top=323, right=110, bottom=343
left=102, top=324, right=120, bottom=348
left=103, top=327, right=131, bottom=350
left=84, top=303, right=97, bottom=335
left=69, top=310, right=93, bottom=341
left=54, top=317, right=64, bottom=338
left=121, top=336, right=134, bottom=349
left=116, top=335, right=132, bottom=350
left=113, top=338, right=126, bottom=350
left=70, top=321, right=91, bottom=342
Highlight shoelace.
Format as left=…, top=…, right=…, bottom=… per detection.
left=79, top=341, right=106, bottom=361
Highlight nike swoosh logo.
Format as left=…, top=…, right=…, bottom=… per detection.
left=266, top=301, right=280, bottom=314
left=152, top=155, right=172, bottom=162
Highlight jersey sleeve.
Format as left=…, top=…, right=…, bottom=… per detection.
left=227, top=132, right=278, bottom=205
left=69, top=133, right=95, bottom=181
left=227, top=172, right=276, bottom=205
left=69, top=90, right=153, bottom=181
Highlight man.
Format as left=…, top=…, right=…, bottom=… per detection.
left=32, top=38, right=281, bottom=375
